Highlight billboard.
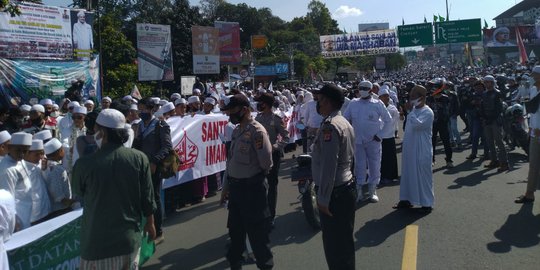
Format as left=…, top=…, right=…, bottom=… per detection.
left=0, top=56, right=101, bottom=107
left=483, top=26, right=540, bottom=47
left=136, top=23, right=174, bottom=81
left=320, top=29, right=399, bottom=58
left=192, top=26, right=220, bottom=74
left=0, top=3, right=94, bottom=60
left=358, top=22, right=389, bottom=32
left=214, top=21, right=241, bottom=65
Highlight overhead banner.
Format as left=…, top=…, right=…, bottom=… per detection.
left=320, top=29, right=399, bottom=58
left=0, top=56, right=101, bottom=107
left=483, top=26, right=539, bottom=47
left=214, top=21, right=241, bottom=65
left=192, top=26, right=220, bottom=74
left=136, top=23, right=174, bottom=81
left=0, top=3, right=94, bottom=60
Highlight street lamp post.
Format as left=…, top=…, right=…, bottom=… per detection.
left=250, top=62, right=255, bottom=90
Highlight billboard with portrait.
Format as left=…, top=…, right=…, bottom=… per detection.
left=483, top=26, right=539, bottom=47
left=320, top=29, right=398, bottom=58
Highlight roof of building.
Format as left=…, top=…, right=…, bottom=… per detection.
left=494, top=0, right=540, bottom=20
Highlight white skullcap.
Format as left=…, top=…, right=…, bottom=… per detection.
left=73, top=106, right=87, bottom=115
left=372, top=83, right=380, bottom=88
left=378, top=87, right=390, bottom=96
left=483, top=75, right=496, bottom=82
left=204, top=97, right=216, bottom=106
left=40, top=99, right=53, bottom=106
left=102, top=96, right=112, bottom=102
left=20, top=104, right=31, bottom=112
left=170, top=93, right=181, bottom=99
left=10, top=132, right=32, bottom=146
left=161, top=102, right=175, bottom=113
left=33, top=130, right=52, bottom=141
left=77, top=10, right=85, bottom=17
left=52, top=104, right=59, bottom=110
left=84, top=100, right=94, bottom=105
left=532, top=66, right=540, bottom=74
left=174, top=98, right=187, bottom=106
left=129, top=104, right=138, bottom=111
left=359, top=81, right=373, bottom=89
left=158, top=100, right=168, bottom=106
left=193, top=89, right=201, bottom=95
left=122, top=95, right=133, bottom=101
left=29, top=140, right=44, bottom=151
left=31, top=104, right=45, bottom=113
left=188, top=96, right=200, bottom=104
left=150, top=97, right=160, bottom=104
left=44, top=138, right=62, bottom=155
left=97, top=109, right=126, bottom=129
left=0, top=130, right=11, bottom=144
left=68, top=101, right=80, bottom=108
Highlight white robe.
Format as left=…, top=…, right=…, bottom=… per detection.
left=23, top=161, right=51, bottom=223
left=72, top=22, right=93, bottom=50
left=0, top=156, right=33, bottom=229
left=0, top=189, right=15, bottom=270
left=400, top=105, right=435, bottom=207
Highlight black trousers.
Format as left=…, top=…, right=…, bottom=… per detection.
left=152, top=171, right=163, bottom=236
left=267, top=150, right=282, bottom=219
left=381, top=138, right=398, bottom=180
left=432, top=121, right=453, bottom=162
left=226, top=174, right=273, bottom=270
left=320, top=184, right=357, bottom=270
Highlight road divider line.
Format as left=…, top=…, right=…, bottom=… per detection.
left=401, top=225, right=419, bottom=270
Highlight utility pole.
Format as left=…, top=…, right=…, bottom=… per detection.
left=446, top=0, right=449, bottom=21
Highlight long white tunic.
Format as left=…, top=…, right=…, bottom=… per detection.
left=23, top=161, right=51, bottom=223
left=400, top=105, right=435, bottom=207
left=72, top=22, right=93, bottom=50
left=0, top=189, right=15, bottom=270
left=0, top=156, right=33, bottom=229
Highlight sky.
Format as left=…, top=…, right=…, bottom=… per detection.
left=44, top=0, right=520, bottom=31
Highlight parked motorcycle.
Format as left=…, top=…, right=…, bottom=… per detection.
left=290, top=154, right=320, bottom=230
left=503, top=103, right=530, bottom=156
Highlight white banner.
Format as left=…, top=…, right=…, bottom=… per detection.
left=136, top=23, right=174, bottom=81
left=320, top=29, right=399, bottom=58
left=163, top=114, right=228, bottom=189
left=0, top=3, right=73, bottom=59
left=283, top=107, right=302, bottom=143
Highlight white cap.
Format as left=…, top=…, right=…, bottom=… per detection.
left=0, top=130, right=11, bottom=144
left=102, top=96, right=112, bottom=102
left=161, top=102, right=175, bottom=113
left=20, top=104, right=31, bottom=112
left=52, top=104, right=59, bottom=110
left=40, top=99, right=53, bottom=106
left=174, top=98, right=187, bottom=106
left=204, top=97, right=216, bottom=106
left=84, top=100, right=94, bottom=105
left=44, top=138, right=62, bottom=155
left=170, top=93, right=181, bottom=100
left=159, top=100, right=168, bottom=106
left=188, top=96, right=200, bottom=104
left=359, top=81, right=373, bottom=89
left=31, top=104, right=45, bottom=113
left=129, top=104, right=138, bottom=111
left=193, top=89, right=201, bottom=95
left=68, top=101, right=80, bottom=108
left=73, top=106, right=87, bottom=115
left=10, top=132, right=32, bottom=146
left=77, top=10, right=85, bottom=17
left=29, top=140, right=44, bottom=151
left=150, top=97, right=160, bottom=105
left=97, top=109, right=126, bottom=129
left=33, top=130, right=52, bottom=141
left=483, top=75, right=496, bottom=82
left=378, top=87, right=390, bottom=96
left=122, top=95, right=133, bottom=101
left=532, top=66, right=540, bottom=74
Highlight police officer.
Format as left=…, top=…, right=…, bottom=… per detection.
left=312, top=84, right=356, bottom=270
left=426, top=78, right=454, bottom=168
left=220, top=94, right=274, bottom=270
left=255, top=93, right=290, bottom=227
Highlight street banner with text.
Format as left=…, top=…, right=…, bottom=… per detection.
left=320, top=29, right=398, bottom=58
left=192, top=26, right=220, bottom=74
left=137, top=23, right=174, bottom=81
left=214, top=21, right=241, bottom=65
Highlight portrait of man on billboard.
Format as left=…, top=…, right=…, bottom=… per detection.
left=72, top=10, right=93, bottom=59
left=486, top=27, right=515, bottom=47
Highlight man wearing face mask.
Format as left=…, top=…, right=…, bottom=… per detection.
left=255, top=93, right=290, bottom=228
left=343, top=80, right=392, bottom=203
left=393, top=86, right=434, bottom=213
left=219, top=94, right=274, bottom=270
left=133, top=98, right=172, bottom=244
left=72, top=109, right=156, bottom=269
left=22, top=105, right=58, bottom=137
left=312, top=84, right=356, bottom=270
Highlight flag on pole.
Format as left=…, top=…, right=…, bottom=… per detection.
left=516, top=28, right=528, bottom=65
left=483, top=19, right=489, bottom=29
left=268, top=82, right=273, bottom=91
left=433, top=14, right=437, bottom=22
left=131, top=84, right=142, bottom=100
left=402, top=18, right=405, bottom=25
left=438, top=14, right=445, bottom=22
left=424, top=16, right=427, bottom=23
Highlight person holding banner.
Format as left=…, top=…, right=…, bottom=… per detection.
left=72, top=109, right=156, bottom=269
left=255, top=93, right=290, bottom=228
left=220, top=94, right=274, bottom=270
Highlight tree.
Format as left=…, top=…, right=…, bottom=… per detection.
left=1, top=0, right=42, bottom=16
left=306, top=0, right=340, bottom=35
left=199, top=0, right=226, bottom=21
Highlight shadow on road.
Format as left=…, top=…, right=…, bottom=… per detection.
left=447, top=168, right=499, bottom=189
left=163, top=201, right=223, bottom=226
left=270, top=208, right=319, bottom=247
left=354, top=209, right=428, bottom=250
left=144, top=234, right=230, bottom=270
left=486, top=204, right=540, bottom=253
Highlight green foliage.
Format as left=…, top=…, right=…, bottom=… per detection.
left=1, top=0, right=42, bottom=16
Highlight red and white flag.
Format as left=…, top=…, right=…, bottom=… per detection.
left=516, top=28, right=528, bottom=65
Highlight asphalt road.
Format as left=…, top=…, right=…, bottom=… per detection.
left=145, top=124, right=538, bottom=270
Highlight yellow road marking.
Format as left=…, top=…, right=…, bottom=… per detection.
left=401, top=225, right=419, bottom=270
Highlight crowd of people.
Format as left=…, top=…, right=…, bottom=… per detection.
left=0, top=60, right=539, bottom=269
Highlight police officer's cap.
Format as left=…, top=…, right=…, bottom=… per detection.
left=319, top=84, right=344, bottom=107
left=220, top=94, right=250, bottom=111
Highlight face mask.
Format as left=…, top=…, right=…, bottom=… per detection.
left=228, top=110, right=244, bottom=125
left=50, top=111, right=60, bottom=118
left=411, top=98, right=422, bottom=107
left=139, top=112, right=151, bottom=121
left=93, top=131, right=103, bottom=148
left=359, top=90, right=370, bottom=98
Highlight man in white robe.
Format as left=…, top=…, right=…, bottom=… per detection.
left=72, top=10, right=93, bottom=59
left=23, top=140, right=51, bottom=224
left=0, top=189, right=16, bottom=269
left=394, top=86, right=434, bottom=212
